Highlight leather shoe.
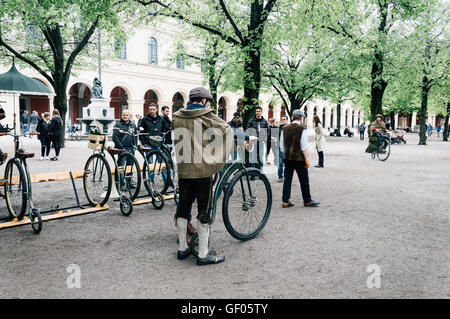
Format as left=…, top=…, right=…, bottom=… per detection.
left=304, top=200, right=320, bottom=207
left=282, top=202, right=294, bottom=208
left=197, top=252, right=225, bottom=266
left=314, top=165, right=323, bottom=168
left=177, top=248, right=191, bottom=260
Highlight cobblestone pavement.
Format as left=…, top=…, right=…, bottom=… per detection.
left=0, top=133, right=449, bottom=298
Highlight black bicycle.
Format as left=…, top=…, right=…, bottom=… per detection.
left=115, top=128, right=165, bottom=209
left=140, top=130, right=177, bottom=202
left=0, top=125, right=42, bottom=233
left=371, top=134, right=391, bottom=161
left=83, top=127, right=138, bottom=216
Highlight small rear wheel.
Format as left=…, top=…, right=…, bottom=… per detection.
left=120, top=196, right=133, bottom=216
left=30, top=208, right=42, bottom=234
left=151, top=191, right=165, bottom=210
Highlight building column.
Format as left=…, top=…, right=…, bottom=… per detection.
left=325, top=106, right=331, bottom=129
left=412, top=112, right=417, bottom=129
left=306, top=103, right=314, bottom=129
left=128, top=100, right=145, bottom=119
left=394, top=114, right=399, bottom=130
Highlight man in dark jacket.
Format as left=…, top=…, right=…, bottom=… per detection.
left=113, top=110, right=137, bottom=150
left=247, top=107, right=268, bottom=170
left=113, top=110, right=138, bottom=189
left=161, top=106, right=173, bottom=149
left=139, top=103, right=170, bottom=146
left=139, top=103, right=170, bottom=183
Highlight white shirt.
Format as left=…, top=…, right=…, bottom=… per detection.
left=280, top=120, right=308, bottom=153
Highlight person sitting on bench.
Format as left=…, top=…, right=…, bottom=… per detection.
left=343, top=126, right=354, bottom=137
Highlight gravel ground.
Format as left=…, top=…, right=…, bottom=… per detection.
left=0, top=133, right=449, bottom=299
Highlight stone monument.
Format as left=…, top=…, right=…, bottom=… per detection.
left=78, top=78, right=116, bottom=135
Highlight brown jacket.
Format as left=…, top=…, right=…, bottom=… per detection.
left=283, top=123, right=306, bottom=161
left=370, top=120, right=386, bottom=136
left=173, top=107, right=234, bottom=179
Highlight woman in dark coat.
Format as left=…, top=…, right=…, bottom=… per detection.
left=37, top=112, right=51, bottom=160
left=47, top=109, right=63, bottom=161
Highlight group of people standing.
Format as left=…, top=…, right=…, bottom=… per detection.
left=34, top=110, right=63, bottom=161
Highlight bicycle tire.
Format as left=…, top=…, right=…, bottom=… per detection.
left=30, top=208, right=42, bottom=234
left=151, top=191, right=165, bottom=210
left=144, top=150, right=171, bottom=195
left=120, top=196, right=133, bottom=216
left=115, top=152, right=141, bottom=201
left=376, top=138, right=391, bottom=161
left=4, top=158, right=27, bottom=220
left=222, top=168, right=272, bottom=241
left=83, top=154, right=112, bottom=207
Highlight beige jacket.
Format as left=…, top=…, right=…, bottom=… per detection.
left=315, top=123, right=325, bottom=152
left=172, top=107, right=234, bottom=179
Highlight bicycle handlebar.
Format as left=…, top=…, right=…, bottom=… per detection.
left=113, top=127, right=149, bottom=136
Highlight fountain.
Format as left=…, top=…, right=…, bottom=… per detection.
left=78, top=77, right=116, bottom=135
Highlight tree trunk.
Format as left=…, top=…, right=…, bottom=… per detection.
left=369, top=57, right=388, bottom=121
left=53, top=79, right=68, bottom=148
left=418, top=78, right=429, bottom=145
left=443, top=102, right=449, bottom=142
left=337, top=103, right=341, bottom=135
left=241, top=46, right=262, bottom=127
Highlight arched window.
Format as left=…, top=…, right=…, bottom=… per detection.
left=148, top=37, right=158, bottom=65
left=115, top=34, right=127, bottom=60
left=176, top=45, right=184, bottom=69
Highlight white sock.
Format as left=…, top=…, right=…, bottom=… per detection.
left=197, top=220, right=210, bottom=259
left=176, top=218, right=188, bottom=251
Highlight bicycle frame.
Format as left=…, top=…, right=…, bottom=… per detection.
left=210, top=160, right=252, bottom=225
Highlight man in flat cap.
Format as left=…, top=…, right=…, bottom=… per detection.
left=172, top=87, right=233, bottom=266
left=280, top=109, right=319, bottom=208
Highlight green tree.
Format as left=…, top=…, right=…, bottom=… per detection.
left=320, top=0, right=421, bottom=122
left=0, top=0, right=124, bottom=143
left=386, top=0, right=449, bottom=144
left=136, top=0, right=278, bottom=126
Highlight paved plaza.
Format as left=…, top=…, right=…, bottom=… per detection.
left=0, top=133, right=449, bottom=298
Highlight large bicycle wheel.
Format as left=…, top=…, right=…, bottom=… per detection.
left=83, top=154, right=112, bottom=207
left=222, top=168, right=272, bottom=241
left=4, top=158, right=27, bottom=220
left=144, top=150, right=171, bottom=195
left=115, top=152, right=141, bottom=201
left=376, top=138, right=391, bottom=161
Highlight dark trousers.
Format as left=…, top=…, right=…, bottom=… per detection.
left=47, top=136, right=61, bottom=156
left=176, top=177, right=213, bottom=224
left=282, top=159, right=312, bottom=204
left=360, top=132, right=365, bottom=140
left=40, top=136, right=50, bottom=157
left=317, top=151, right=324, bottom=167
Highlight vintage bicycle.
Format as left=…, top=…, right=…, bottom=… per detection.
left=113, top=127, right=165, bottom=209
left=82, top=126, right=137, bottom=216
left=0, top=125, right=42, bottom=234
left=189, top=141, right=272, bottom=255
left=371, top=132, right=391, bottom=161
left=139, top=130, right=177, bottom=203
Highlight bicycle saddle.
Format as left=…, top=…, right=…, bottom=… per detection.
left=17, top=149, right=35, bottom=159
left=138, top=145, right=152, bottom=152
left=107, top=146, right=123, bottom=155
